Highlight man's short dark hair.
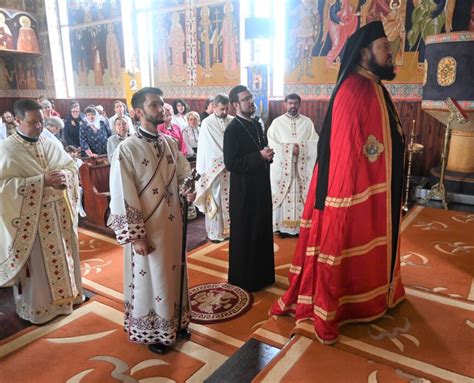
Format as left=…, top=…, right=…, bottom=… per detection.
left=172, top=99, right=189, bottom=115
left=229, top=85, right=249, bottom=106
left=205, top=97, right=214, bottom=108
left=284, top=93, right=301, bottom=103
left=13, top=99, right=42, bottom=119
left=131, top=87, right=164, bottom=110
left=214, top=94, right=229, bottom=105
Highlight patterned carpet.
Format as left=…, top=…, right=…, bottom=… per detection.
left=253, top=206, right=474, bottom=382
left=1, top=206, right=473, bottom=382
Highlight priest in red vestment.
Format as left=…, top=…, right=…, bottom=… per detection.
left=270, top=21, right=406, bottom=344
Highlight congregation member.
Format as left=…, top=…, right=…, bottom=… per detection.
left=44, top=116, right=65, bottom=144
left=108, top=87, right=195, bottom=355
left=159, top=103, right=187, bottom=157
left=96, top=104, right=110, bottom=129
left=267, top=93, right=318, bottom=237
left=63, top=101, right=86, bottom=148
left=270, top=21, right=406, bottom=344
left=80, top=106, right=111, bottom=157
left=182, top=111, right=200, bottom=161
left=199, top=96, right=214, bottom=122
left=223, top=85, right=275, bottom=292
left=40, top=99, right=53, bottom=119
left=107, top=117, right=129, bottom=162
left=2, top=110, right=19, bottom=137
left=109, top=100, right=134, bottom=133
left=0, top=99, right=84, bottom=324
left=195, top=94, right=233, bottom=243
left=64, top=145, right=87, bottom=218
left=171, top=98, right=189, bottom=131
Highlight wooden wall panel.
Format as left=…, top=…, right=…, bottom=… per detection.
left=1, top=96, right=444, bottom=177
left=267, top=99, right=444, bottom=177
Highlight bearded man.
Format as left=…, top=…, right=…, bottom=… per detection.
left=271, top=21, right=406, bottom=344
left=268, top=93, right=318, bottom=237
left=108, top=87, right=195, bottom=355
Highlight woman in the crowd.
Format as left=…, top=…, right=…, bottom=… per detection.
left=171, top=98, right=189, bottom=131
left=158, top=103, right=187, bottom=157
left=1, top=110, right=19, bottom=137
left=44, top=116, right=65, bottom=144
left=80, top=105, right=111, bottom=157
left=182, top=111, right=200, bottom=161
left=107, top=117, right=129, bottom=162
left=63, top=101, right=86, bottom=148
left=64, top=145, right=87, bottom=218
left=41, top=100, right=53, bottom=119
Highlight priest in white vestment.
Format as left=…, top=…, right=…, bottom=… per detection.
left=195, top=94, right=233, bottom=242
left=268, top=93, right=318, bottom=236
left=109, top=87, right=194, bottom=355
left=0, top=100, right=84, bottom=324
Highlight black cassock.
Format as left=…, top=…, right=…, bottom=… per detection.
left=223, top=116, right=275, bottom=292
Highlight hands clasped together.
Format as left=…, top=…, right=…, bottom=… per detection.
left=260, top=146, right=274, bottom=162
left=44, top=170, right=67, bottom=190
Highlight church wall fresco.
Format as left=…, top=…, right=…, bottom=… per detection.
left=66, top=0, right=125, bottom=98
left=285, top=0, right=473, bottom=100
left=0, top=1, right=53, bottom=97
left=154, top=0, right=240, bottom=97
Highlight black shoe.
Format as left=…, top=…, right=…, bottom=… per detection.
left=148, top=343, right=169, bottom=355
left=178, top=328, right=191, bottom=340
left=278, top=232, right=298, bottom=239
left=210, top=238, right=224, bottom=243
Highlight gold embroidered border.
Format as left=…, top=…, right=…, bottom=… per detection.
left=313, top=304, right=336, bottom=321
left=298, top=295, right=313, bottom=305
left=325, top=183, right=387, bottom=208
left=312, top=284, right=389, bottom=321
left=317, top=236, right=387, bottom=266
left=338, top=284, right=388, bottom=305
left=282, top=219, right=299, bottom=229
left=300, top=219, right=312, bottom=228
left=289, top=265, right=302, bottom=275
left=306, top=246, right=321, bottom=256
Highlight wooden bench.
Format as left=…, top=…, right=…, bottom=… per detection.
left=79, top=155, right=111, bottom=233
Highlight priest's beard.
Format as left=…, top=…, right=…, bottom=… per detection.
left=144, top=113, right=164, bottom=126
left=368, top=52, right=396, bottom=81
left=287, top=108, right=298, bottom=116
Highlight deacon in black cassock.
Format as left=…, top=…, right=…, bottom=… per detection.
left=223, top=85, right=275, bottom=292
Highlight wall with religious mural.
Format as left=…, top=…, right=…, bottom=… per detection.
left=153, top=0, right=240, bottom=97
left=66, top=0, right=125, bottom=98
left=285, top=0, right=473, bottom=100
left=0, top=0, right=54, bottom=97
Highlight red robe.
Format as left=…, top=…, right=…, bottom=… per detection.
left=270, top=70, right=405, bottom=344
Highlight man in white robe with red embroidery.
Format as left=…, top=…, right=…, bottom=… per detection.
left=109, top=87, right=194, bottom=355
left=195, top=94, right=233, bottom=242
left=0, top=99, right=84, bottom=324
left=268, top=93, right=318, bottom=237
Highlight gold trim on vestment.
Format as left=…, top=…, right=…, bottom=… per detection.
left=325, top=183, right=387, bottom=208
left=311, top=283, right=389, bottom=321
left=282, top=219, right=299, bottom=229
left=297, top=295, right=313, bottom=305
left=300, top=219, right=312, bottom=228
left=317, top=236, right=388, bottom=266
left=289, top=265, right=302, bottom=274
left=306, top=246, right=321, bottom=256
